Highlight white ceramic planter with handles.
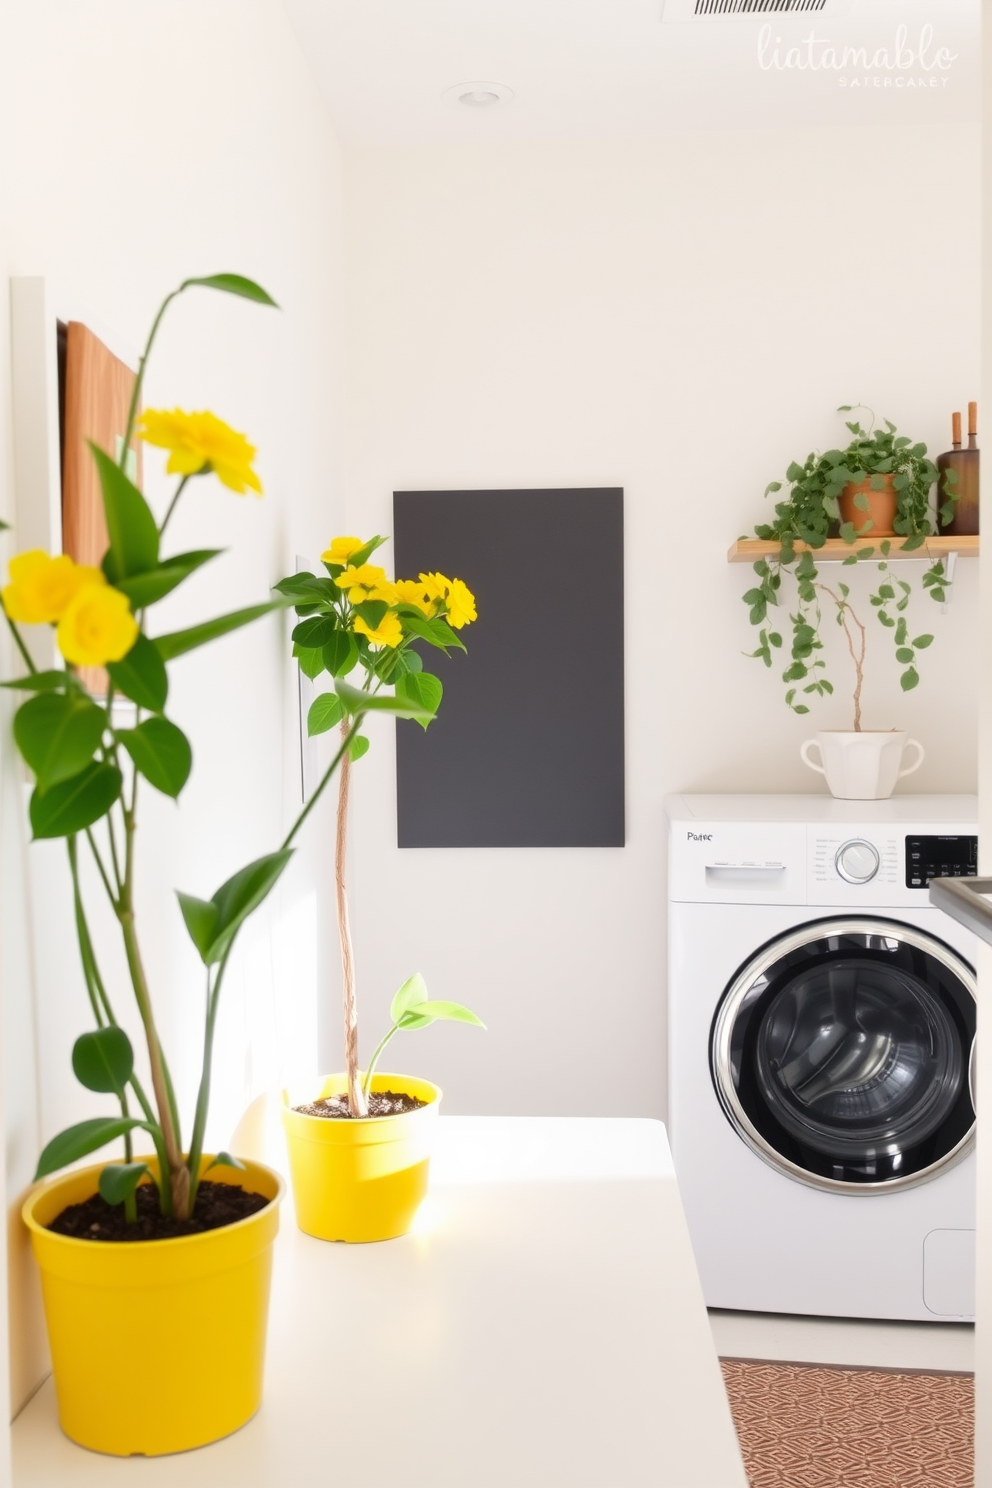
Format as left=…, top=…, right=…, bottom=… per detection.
left=800, top=730, right=924, bottom=800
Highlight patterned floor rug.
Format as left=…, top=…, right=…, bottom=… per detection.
left=720, top=1358, right=974, bottom=1488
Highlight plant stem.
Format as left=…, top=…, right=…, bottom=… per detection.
left=362, top=1023, right=399, bottom=1098
left=85, top=828, right=119, bottom=910
left=816, top=582, right=866, bottom=732
left=281, top=717, right=361, bottom=852
left=3, top=610, right=37, bottom=675
left=120, top=289, right=181, bottom=460
left=68, top=836, right=106, bottom=1030
left=185, top=954, right=231, bottom=1213
left=117, top=776, right=188, bottom=1217
left=158, top=475, right=190, bottom=541
left=334, top=721, right=367, bottom=1118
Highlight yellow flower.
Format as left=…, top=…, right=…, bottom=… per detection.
left=1, top=550, right=106, bottom=625
left=354, top=611, right=403, bottom=649
left=321, top=536, right=366, bottom=567
left=419, top=571, right=451, bottom=603
left=139, top=409, right=262, bottom=495
left=393, top=578, right=437, bottom=616
left=57, top=585, right=138, bottom=668
left=444, top=577, right=477, bottom=630
left=334, top=563, right=390, bottom=604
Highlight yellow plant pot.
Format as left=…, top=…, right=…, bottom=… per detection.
left=22, top=1155, right=283, bottom=1457
left=282, top=1072, right=440, bottom=1242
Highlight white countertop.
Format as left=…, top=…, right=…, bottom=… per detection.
left=12, top=1117, right=746, bottom=1488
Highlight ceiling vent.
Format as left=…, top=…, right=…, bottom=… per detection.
left=662, top=0, right=827, bottom=19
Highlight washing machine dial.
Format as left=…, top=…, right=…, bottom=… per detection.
left=835, top=838, right=880, bottom=885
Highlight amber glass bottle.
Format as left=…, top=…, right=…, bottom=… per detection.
left=939, top=403, right=979, bottom=536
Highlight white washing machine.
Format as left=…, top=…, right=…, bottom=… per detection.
left=666, top=794, right=978, bottom=1323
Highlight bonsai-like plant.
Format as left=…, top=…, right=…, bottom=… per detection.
left=275, top=539, right=484, bottom=1117
left=0, top=276, right=401, bottom=1224
left=743, top=407, right=956, bottom=723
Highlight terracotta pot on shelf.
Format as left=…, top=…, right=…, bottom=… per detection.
left=838, top=473, right=898, bottom=537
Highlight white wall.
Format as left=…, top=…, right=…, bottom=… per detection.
left=340, top=124, right=981, bottom=1119
left=974, top=9, right=990, bottom=1483
left=0, top=0, right=347, bottom=1426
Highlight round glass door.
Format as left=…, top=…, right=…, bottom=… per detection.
left=711, top=918, right=976, bottom=1193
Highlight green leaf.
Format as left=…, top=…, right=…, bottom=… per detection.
left=877, top=584, right=894, bottom=600
left=912, top=634, right=934, bottom=649
left=354, top=600, right=388, bottom=631
left=14, top=693, right=107, bottom=791
left=901, top=666, right=920, bottom=692
left=116, top=717, right=192, bottom=798
left=154, top=598, right=295, bottom=661
left=895, top=648, right=915, bottom=664
left=30, top=762, right=122, bottom=839
left=322, top=630, right=359, bottom=677
left=1, top=670, right=73, bottom=693
left=184, top=850, right=295, bottom=966
left=180, top=273, right=278, bottom=307
left=292, top=615, right=338, bottom=648
left=98, top=1162, right=152, bottom=1208
left=390, top=972, right=429, bottom=1022
left=107, top=633, right=168, bottom=712
left=334, top=677, right=434, bottom=721
left=341, top=535, right=387, bottom=570
left=307, top=693, right=345, bottom=736
left=899, top=534, right=926, bottom=552
left=764, top=481, right=783, bottom=496
left=294, top=645, right=325, bottom=680
left=853, top=493, right=870, bottom=512
left=409, top=999, right=485, bottom=1029
left=91, top=444, right=159, bottom=582
left=177, top=893, right=219, bottom=961
left=348, top=733, right=370, bottom=763
left=35, top=1117, right=152, bottom=1180
left=114, top=550, right=221, bottom=609
left=205, top=1151, right=247, bottom=1174
left=395, top=672, right=442, bottom=729
left=839, top=522, right=857, bottom=544
left=72, top=1027, right=134, bottom=1095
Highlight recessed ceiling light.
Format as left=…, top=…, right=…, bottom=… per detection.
left=442, top=81, right=514, bottom=109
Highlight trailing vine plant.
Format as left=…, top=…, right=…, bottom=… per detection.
left=743, top=407, right=956, bottom=728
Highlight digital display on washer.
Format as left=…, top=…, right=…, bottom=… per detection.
left=905, top=835, right=977, bottom=889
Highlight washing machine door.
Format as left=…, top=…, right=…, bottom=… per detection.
left=711, top=917, right=976, bottom=1194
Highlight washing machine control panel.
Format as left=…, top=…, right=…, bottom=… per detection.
left=905, top=835, right=978, bottom=889
left=835, top=838, right=880, bottom=884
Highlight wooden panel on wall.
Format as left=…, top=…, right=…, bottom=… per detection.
left=61, top=321, right=142, bottom=693
left=393, top=488, right=625, bottom=848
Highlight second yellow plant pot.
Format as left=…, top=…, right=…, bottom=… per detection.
left=282, top=1072, right=440, bottom=1242
left=22, top=1155, right=283, bottom=1456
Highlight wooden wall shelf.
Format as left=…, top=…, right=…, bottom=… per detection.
left=728, top=535, right=979, bottom=564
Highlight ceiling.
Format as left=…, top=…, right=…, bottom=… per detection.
left=281, top=0, right=979, bottom=144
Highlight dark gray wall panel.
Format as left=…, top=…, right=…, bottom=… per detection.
left=393, top=488, right=624, bottom=848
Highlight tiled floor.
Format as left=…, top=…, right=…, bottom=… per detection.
left=709, top=1309, right=975, bottom=1374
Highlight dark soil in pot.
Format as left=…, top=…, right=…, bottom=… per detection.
left=294, top=1090, right=427, bottom=1119
left=47, top=1180, right=269, bottom=1242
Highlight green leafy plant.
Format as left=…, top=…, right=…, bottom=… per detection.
left=0, top=276, right=423, bottom=1223
left=743, top=407, right=954, bottom=727
left=276, top=541, right=485, bottom=1117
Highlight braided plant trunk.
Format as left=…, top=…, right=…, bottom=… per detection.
left=335, top=721, right=368, bottom=1117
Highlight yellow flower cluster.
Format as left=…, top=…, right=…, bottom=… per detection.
left=139, top=409, right=262, bottom=495
left=1, top=551, right=138, bottom=667
left=321, top=537, right=477, bottom=647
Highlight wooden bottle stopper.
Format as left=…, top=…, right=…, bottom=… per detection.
left=952, top=411, right=962, bottom=447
